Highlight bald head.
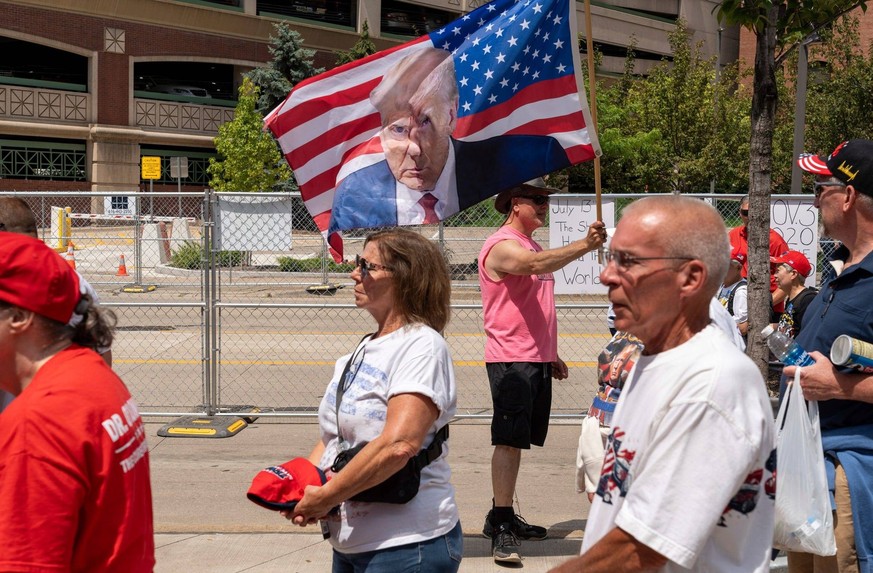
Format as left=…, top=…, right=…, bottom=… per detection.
left=623, top=195, right=730, bottom=299
left=0, top=197, right=38, bottom=237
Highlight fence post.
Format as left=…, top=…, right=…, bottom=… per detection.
left=321, top=237, right=329, bottom=285
left=201, top=189, right=219, bottom=416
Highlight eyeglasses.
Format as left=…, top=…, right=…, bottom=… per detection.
left=739, top=209, right=749, bottom=216
left=813, top=180, right=847, bottom=198
left=603, top=250, right=693, bottom=272
left=355, top=255, right=393, bottom=279
left=516, top=194, right=550, bottom=206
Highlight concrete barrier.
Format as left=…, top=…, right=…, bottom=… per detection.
left=169, top=217, right=193, bottom=254
left=141, top=223, right=172, bottom=266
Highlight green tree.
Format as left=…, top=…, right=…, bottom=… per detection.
left=566, top=22, right=751, bottom=195
left=207, top=77, right=292, bottom=192
left=336, top=20, right=377, bottom=66
left=246, top=23, right=324, bottom=115
left=805, top=14, right=873, bottom=152
left=716, top=0, right=867, bottom=376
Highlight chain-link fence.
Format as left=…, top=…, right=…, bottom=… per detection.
left=2, top=190, right=831, bottom=419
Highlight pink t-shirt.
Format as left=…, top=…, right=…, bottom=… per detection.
left=478, top=226, right=557, bottom=363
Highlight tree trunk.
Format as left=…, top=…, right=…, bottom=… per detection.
left=746, top=8, right=780, bottom=381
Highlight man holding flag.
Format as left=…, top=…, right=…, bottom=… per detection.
left=266, top=0, right=600, bottom=259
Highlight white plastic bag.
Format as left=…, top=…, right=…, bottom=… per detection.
left=772, top=368, right=836, bottom=555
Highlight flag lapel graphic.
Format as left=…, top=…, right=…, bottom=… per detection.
left=266, top=0, right=600, bottom=260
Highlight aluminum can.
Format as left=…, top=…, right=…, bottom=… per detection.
left=830, top=335, right=873, bottom=373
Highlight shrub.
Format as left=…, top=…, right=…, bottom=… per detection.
left=170, top=241, right=203, bottom=270
left=277, top=256, right=355, bottom=273
left=169, top=241, right=245, bottom=269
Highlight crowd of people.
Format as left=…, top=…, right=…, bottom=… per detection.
left=2, top=139, right=872, bottom=573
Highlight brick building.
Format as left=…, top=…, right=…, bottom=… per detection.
left=0, top=0, right=735, bottom=200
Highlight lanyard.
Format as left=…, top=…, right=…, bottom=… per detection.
left=334, top=333, right=373, bottom=450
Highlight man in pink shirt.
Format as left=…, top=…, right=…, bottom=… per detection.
left=478, top=177, right=606, bottom=563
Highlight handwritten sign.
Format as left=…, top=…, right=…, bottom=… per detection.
left=550, top=196, right=615, bottom=294
left=770, top=198, right=819, bottom=287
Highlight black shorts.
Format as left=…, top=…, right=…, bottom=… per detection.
left=487, top=362, right=552, bottom=449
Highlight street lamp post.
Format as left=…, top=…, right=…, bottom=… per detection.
left=790, top=33, right=821, bottom=194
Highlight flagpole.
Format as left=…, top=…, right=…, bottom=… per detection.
left=583, top=0, right=602, bottom=224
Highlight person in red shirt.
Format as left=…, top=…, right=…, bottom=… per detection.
left=728, top=195, right=790, bottom=311
left=0, top=232, right=154, bottom=573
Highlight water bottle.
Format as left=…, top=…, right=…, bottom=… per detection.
left=761, top=325, right=816, bottom=367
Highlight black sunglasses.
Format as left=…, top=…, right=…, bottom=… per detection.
left=355, top=255, right=392, bottom=279
left=516, top=194, right=550, bottom=206
left=813, top=180, right=847, bottom=198
left=739, top=209, right=749, bottom=216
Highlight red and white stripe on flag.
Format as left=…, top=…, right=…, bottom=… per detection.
left=265, top=0, right=600, bottom=258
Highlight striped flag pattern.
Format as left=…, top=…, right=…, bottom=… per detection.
left=265, top=0, right=600, bottom=258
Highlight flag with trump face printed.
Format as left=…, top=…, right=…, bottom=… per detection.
left=265, top=0, right=600, bottom=260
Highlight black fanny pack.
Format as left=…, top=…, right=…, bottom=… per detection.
left=330, top=333, right=449, bottom=504
left=330, top=425, right=449, bottom=504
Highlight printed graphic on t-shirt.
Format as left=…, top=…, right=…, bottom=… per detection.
left=719, top=468, right=762, bottom=526
left=589, top=334, right=643, bottom=425
left=596, top=427, right=635, bottom=504
left=777, top=303, right=797, bottom=338
left=717, top=448, right=775, bottom=527
left=100, top=396, right=148, bottom=474
left=764, top=448, right=777, bottom=500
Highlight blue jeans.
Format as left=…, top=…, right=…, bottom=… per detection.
left=331, top=520, right=462, bottom=573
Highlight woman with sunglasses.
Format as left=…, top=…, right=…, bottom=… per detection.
left=286, top=228, right=461, bottom=572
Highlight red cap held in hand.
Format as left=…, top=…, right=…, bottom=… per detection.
left=246, top=458, right=328, bottom=512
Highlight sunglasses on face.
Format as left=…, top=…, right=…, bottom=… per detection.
left=516, top=194, right=550, bottom=206
left=813, top=180, right=847, bottom=198
left=740, top=209, right=749, bottom=216
left=355, top=255, right=392, bottom=279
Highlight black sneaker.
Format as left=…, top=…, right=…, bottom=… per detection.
left=491, top=522, right=522, bottom=564
left=483, top=510, right=548, bottom=540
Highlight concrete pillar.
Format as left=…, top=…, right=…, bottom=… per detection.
left=360, top=0, right=381, bottom=36
left=169, top=217, right=193, bottom=254
left=90, top=140, right=140, bottom=214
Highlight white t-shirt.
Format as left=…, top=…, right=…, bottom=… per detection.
left=581, top=325, right=775, bottom=572
left=709, top=297, right=745, bottom=351
left=316, top=324, right=459, bottom=553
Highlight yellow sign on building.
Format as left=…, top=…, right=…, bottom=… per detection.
left=141, top=156, right=161, bottom=180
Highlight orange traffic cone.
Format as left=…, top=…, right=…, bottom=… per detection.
left=64, top=244, right=76, bottom=270
left=116, top=254, right=129, bottom=277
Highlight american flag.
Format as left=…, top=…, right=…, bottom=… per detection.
left=266, top=0, right=600, bottom=259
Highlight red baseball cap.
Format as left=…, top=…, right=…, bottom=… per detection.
left=247, top=458, right=328, bottom=511
left=798, top=139, right=873, bottom=196
left=730, top=244, right=746, bottom=265
left=772, top=250, right=812, bottom=278
left=0, top=232, right=80, bottom=324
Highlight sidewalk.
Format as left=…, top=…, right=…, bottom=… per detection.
left=148, top=420, right=786, bottom=572
left=149, top=420, right=586, bottom=571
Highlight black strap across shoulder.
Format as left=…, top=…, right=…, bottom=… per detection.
left=334, top=333, right=448, bottom=470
